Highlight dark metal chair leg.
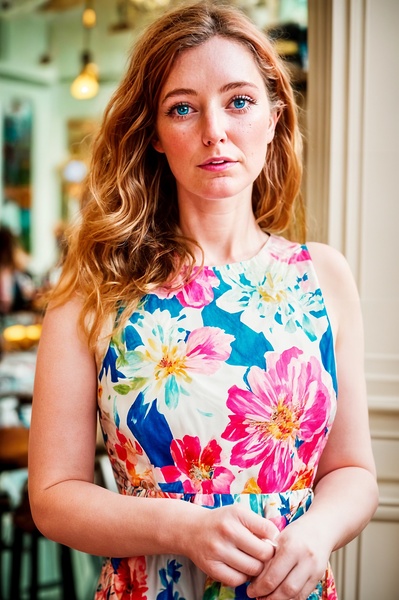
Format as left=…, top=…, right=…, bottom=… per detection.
left=6, top=480, right=80, bottom=600
left=0, top=492, right=11, bottom=600
left=60, top=544, right=77, bottom=600
left=29, top=532, right=39, bottom=600
left=10, top=526, right=23, bottom=600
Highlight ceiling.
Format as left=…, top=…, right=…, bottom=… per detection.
left=0, top=1, right=307, bottom=87
left=0, top=0, right=84, bottom=18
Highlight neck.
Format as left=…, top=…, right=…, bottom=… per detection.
left=178, top=201, right=268, bottom=266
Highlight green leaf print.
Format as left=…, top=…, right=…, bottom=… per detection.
left=203, top=582, right=236, bottom=600
left=113, top=378, right=147, bottom=395
left=113, top=383, right=131, bottom=395
left=128, top=377, right=147, bottom=390
left=115, top=354, right=130, bottom=369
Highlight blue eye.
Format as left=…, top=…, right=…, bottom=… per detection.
left=233, top=97, right=247, bottom=110
left=165, top=102, right=194, bottom=118
left=175, top=104, right=190, bottom=116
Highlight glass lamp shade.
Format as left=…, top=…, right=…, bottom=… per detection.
left=70, top=64, right=99, bottom=100
left=82, top=7, right=96, bottom=28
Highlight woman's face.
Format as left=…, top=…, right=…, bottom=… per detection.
left=153, top=36, right=277, bottom=209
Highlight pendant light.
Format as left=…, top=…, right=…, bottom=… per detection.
left=70, top=50, right=99, bottom=99
left=82, top=0, right=96, bottom=28
left=70, top=0, right=99, bottom=100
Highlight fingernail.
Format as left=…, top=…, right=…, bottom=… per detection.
left=265, top=538, right=278, bottom=548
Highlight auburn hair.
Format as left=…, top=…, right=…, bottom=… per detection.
left=51, top=0, right=304, bottom=349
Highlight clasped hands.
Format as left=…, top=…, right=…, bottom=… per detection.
left=185, top=504, right=330, bottom=600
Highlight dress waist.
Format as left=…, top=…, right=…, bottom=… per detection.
left=119, top=481, right=313, bottom=528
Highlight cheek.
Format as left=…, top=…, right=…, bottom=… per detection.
left=247, top=124, right=271, bottom=159
left=161, top=132, right=191, bottom=164
left=241, top=112, right=273, bottom=143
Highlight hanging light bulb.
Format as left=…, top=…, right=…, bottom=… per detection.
left=70, top=51, right=99, bottom=100
left=71, top=2, right=99, bottom=101
left=82, top=0, right=96, bottom=28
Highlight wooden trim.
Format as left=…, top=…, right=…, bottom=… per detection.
left=306, top=0, right=332, bottom=243
left=307, top=0, right=368, bottom=282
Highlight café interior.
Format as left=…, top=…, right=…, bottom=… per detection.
left=0, top=0, right=398, bottom=599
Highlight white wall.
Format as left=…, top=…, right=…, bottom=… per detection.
left=0, top=81, right=60, bottom=274
left=360, top=0, right=399, bottom=360
left=308, top=0, right=399, bottom=381
left=308, top=1, right=399, bottom=594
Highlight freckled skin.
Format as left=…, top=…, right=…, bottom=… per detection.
left=153, top=36, right=277, bottom=213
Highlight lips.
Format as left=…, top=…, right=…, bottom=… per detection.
left=199, top=156, right=237, bottom=167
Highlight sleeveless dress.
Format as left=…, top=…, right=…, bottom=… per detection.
left=95, top=234, right=338, bottom=600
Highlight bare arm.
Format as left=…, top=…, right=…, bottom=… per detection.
left=303, top=243, right=378, bottom=549
left=248, top=243, right=379, bottom=599
left=28, top=298, right=277, bottom=586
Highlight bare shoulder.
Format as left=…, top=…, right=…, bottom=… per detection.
left=306, top=241, right=351, bottom=278
left=34, top=296, right=97, bottom=419
left=306, top=242, right=361, bottom=337
left=38, top=295, right=92, bottom=363
left=306, top=241, right=358, bottom=295
left=44, top=294, right=84, bottom=325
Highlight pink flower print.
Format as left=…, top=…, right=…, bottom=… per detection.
left=269, top=246, right=311, bottom=264
left=161, top=435, right=235, bottom=503
left=221, top=347, right=332, bottom=492
left=176, top=267, right=219, bottom=308
left=100, top=410, right=159, bottom=492
left=95, top=557, right=148, bottom=600
left=184, top=326, right=234, bottom=374
left=157, top=266, right=219, bottom=308
left=100, top=408, right=142, bottom=478
left=114, top=429, right=143, bottom=476
left=288, top=247, right=311, bottom=264
left=268, top=515, right=287, bottom=532
left=117, top=309, right=234, bottom=412
left=114, top=556, right=148, bottom=599
left=323, top=565, right=338, bottom=600
left=150, top=326, right=234, bottom=409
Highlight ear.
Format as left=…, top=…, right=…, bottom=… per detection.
left=266, top=110, right=280, bottom=144
left=152, top=136, right=165, bottom=153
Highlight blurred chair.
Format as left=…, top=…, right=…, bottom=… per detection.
left=0, top=424, right=77, bottom=600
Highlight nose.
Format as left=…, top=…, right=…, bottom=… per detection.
left=201, top=108, right=227, bottom=146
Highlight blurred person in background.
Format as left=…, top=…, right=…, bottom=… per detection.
left=0, top=225, right=34, bottom=317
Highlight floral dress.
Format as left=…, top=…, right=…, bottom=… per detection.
left=95, top=234, right=338, bottom=600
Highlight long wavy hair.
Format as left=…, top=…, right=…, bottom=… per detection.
left=52, top=0, right=304, bottom=349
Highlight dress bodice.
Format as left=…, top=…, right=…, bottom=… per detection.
left=95, top=234, right=338, bottom=599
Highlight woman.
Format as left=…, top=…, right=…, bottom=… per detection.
left=28, top=2, right=378, bottom=599
left=0, top=225, right=34, bottom=317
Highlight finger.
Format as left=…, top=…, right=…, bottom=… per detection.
left=247, top=547, right=296, bottom=598
left=232, top=509, right=279, bottom=563
left=216, top=544, right=266, bottom=579
left=250, top=561, right=315, bottom=600
left=264, top=538, right=278, bottom=552
left=238, top=532, right=278, bottom=568
left=209, top=561, right=254, bottom=589
left=268, top=565, right=318, bottom=600
left=219, top=511, right=278, bottom=569
left=240, top=508, right=280, bottom=542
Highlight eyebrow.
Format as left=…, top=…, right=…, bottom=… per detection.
left=160, top=80, right=260, bottom=104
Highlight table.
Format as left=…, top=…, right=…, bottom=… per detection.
left=0, top=426, right=29, bottom=470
